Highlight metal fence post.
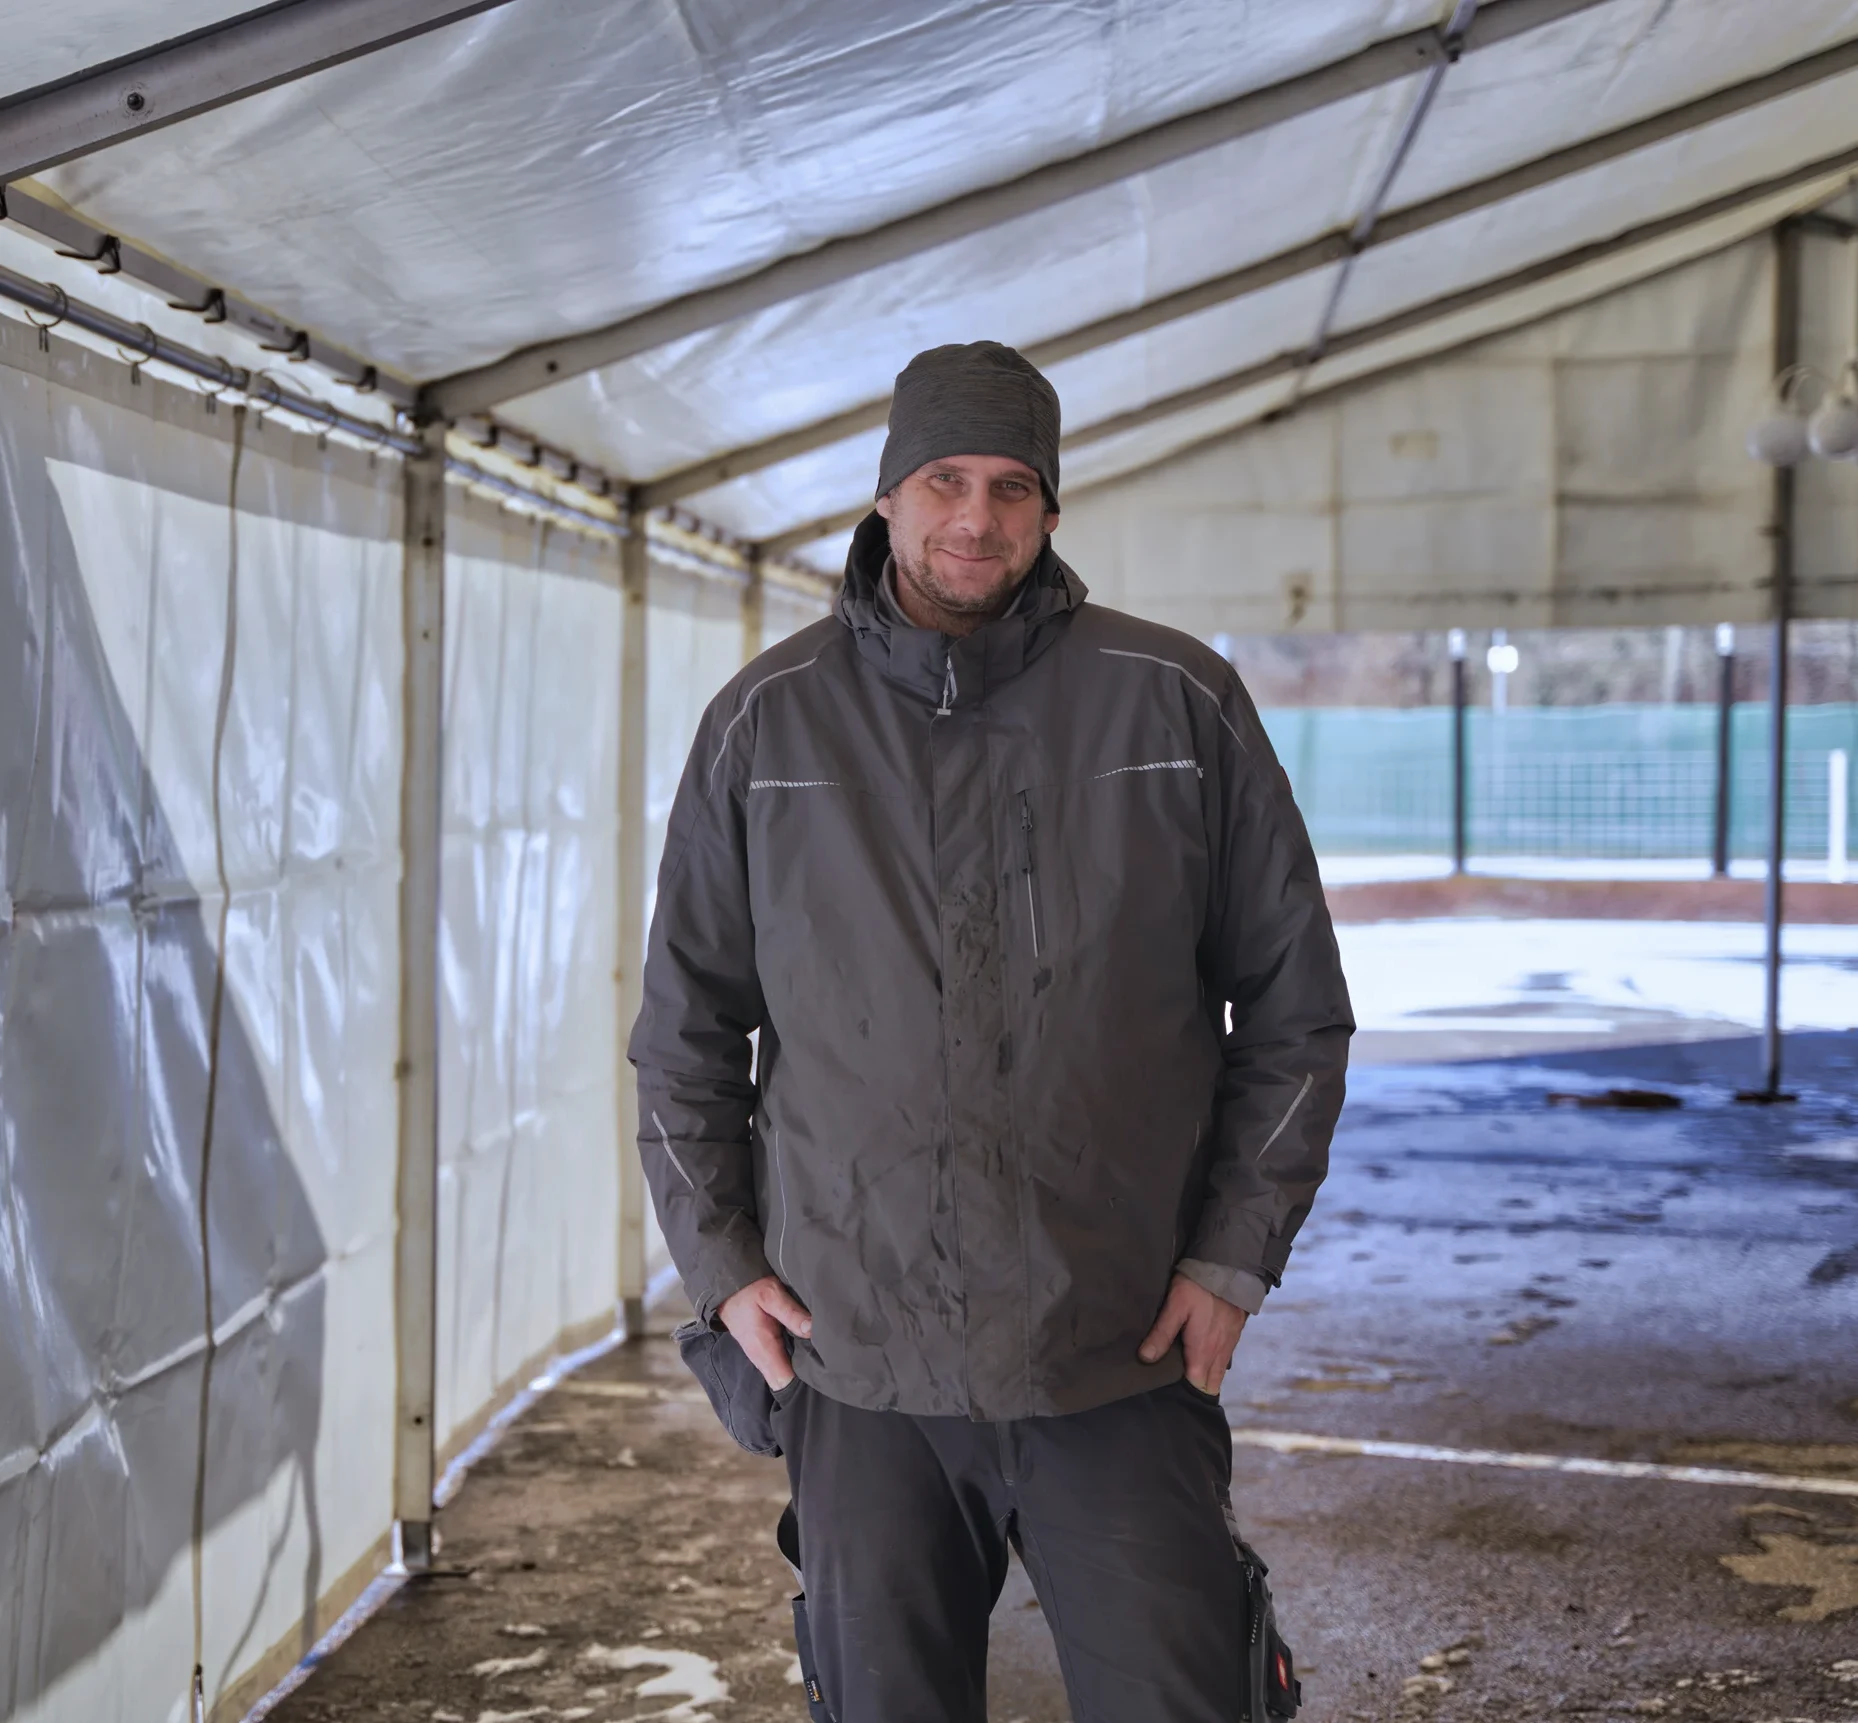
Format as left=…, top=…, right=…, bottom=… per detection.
left=1830, top=750, right=1850, bottom=886
left=1712, top=623, right=1735, bottom=877
left=393, top=418, right=447, bottom=1567
left=1448, top=628, right=1468, bottom=873
left=617, top=506, right=650, bottom=1335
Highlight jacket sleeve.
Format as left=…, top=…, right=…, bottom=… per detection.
left=625, top=685, right=772, bottom=1326
left=1186, top=667, right=1354, bottom=1308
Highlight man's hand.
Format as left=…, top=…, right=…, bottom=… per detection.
left=1138, top=1273, right=1249, bottom=1396
left=718, top=1275, right=813, bottom=1390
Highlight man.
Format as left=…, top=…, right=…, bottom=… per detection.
left=631, top=341, right=1352, bottom=1721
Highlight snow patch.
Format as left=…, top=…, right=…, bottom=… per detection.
left=470, top=1649, right=549, bottom=1678
left=578, top=1644, right=730, bottom=1719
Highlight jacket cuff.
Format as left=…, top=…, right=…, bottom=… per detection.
left=1176, top=1258, right=1270, bottom=1315
left=691, top=1233, right=775, bottom=1328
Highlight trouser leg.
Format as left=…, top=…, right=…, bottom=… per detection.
left=1011, top=1379, right=1251, bottom=1723
left=775, top=1383, right=1011, bottom=1723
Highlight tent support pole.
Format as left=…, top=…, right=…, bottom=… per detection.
left=742, top=553, right=766, bottom=668
left=1747, top=221, right=1802, bottom=1104
left=393, top=419, right=447, bottom=1567
left=617, top=509, right=650, bottom=1336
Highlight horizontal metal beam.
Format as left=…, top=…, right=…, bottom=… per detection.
left=1, top=0, right=520, bottom=184
left=0, top=181, right=421, bottom=408
left=1797, top=209, right=1858, bottom=238
left=429, top=0, right=1612, bottom=416
left=1062, top=146, right=1858, bottom=457
left=754, top=504, right=870, bottom=562
left=1056, top=237, right=1754, bottom=508
left=0, top=223, right=842, bottom=589
left=635, top=26, right=1858, bottom=510
left=0, top=256, right=424, bottom=449
left=1070, top=157, right=1858, bottom=498
left=0, top=240, right=850, bottom=590
left=759, top=149, right=1858, bottom=559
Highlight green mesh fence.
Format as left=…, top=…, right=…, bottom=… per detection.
left=1257, top=703, right=1858, bottom=860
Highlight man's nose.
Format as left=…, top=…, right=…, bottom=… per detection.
left=948, top=487, right=998, bottom=539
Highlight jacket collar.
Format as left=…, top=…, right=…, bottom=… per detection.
left=834, top=509, right=1087, bottom=710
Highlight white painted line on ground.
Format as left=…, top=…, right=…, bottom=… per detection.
left=1233, top=1429, right=1858, bottom=1499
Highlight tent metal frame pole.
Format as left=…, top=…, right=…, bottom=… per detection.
left=631, top=27, right=1858, bottom=512
left=1056, top=163, right=1858, bottom=511
left=752, top=153, right=1858, bottom=561
left=0, top=0, right=521, bottom=184
left=1752, top=220, right=1803, bottom=1103
left=427, top=0, right=1610, bottom=416
left=1066, top=153, right=1858, bottom=457
left=741, top=552, right=766, bottom=668
left=392, top=417, right=447, bottom=1569
left=755, top=504, right=869, bottom=562
left=0, top=253, right=787, bottom=567
left=0, top=182, right=419, bottom=407
left=616, top=509, right=650, bottom=1337
left=1298, top=0, right=1481, bottom=381
left=0, top=257, right=422, bottom=450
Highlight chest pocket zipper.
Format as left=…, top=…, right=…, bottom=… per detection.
left=1019, top=791, right=1043, bottom=958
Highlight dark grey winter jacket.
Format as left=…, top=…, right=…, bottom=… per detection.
left=630, top=514, right=1352, bottom=1420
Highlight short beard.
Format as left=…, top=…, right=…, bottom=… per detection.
left=892, top=537, right=1041, bottom=621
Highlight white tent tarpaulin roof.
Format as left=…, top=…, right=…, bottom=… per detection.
left=4, top=0, right=1857, bottom=584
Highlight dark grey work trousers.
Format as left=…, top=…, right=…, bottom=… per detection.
left=772, top=1376, right=1253, bottom=1722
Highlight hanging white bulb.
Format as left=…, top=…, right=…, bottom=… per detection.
left=1808, top=360, right=1858, bottom=458
left=1748, top=411, right=1809, bottom=465
left=1748, top=364, right=1820, bottom=466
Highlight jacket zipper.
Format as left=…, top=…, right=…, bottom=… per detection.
left=936, top=656, right=957, bottom=717
left=1019, top=792, right=1042, bottom=959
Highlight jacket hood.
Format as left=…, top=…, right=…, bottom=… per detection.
left=835, top=508, right=1087, bottom=710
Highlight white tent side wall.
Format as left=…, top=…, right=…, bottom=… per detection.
left=1060, top=233, right=1858, bottom=638
left=432, top=498, right=625, bottom=1455
left=0, top=328, right=404, bottom=1723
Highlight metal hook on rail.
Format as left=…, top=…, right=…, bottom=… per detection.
left=22, top=283, right=67, bottom=353
left=114, top=321, right=158, bottom=387
left=358, top=414, right=394, bottom=468
left=192, top=351, right=238, bottom=416
left=247, top=367, right=287, bottom=431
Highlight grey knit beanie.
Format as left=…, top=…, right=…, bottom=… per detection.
left=875, top=341, right=1061, bottom=511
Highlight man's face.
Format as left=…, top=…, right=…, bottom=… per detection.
left=875, top=454, right=1059, bottom=619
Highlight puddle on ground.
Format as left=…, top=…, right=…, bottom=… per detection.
left=1721, top=1534, right=1858, bottom=1621
left=1720, top=1503, right=1858, bottom=1622
left=1288, top=1359, right=1430, bottom=1393
left=1489, top=1315, right=1559, bottom=1345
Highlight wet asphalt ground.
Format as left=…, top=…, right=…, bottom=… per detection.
left=270, top=1025, right=1858, bottom=1723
